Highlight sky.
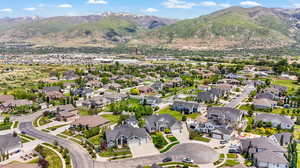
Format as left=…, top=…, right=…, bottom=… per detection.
left=1, top=0, right=300, bottom=19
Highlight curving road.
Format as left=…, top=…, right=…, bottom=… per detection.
left=19, top=122, right=218, bottom=168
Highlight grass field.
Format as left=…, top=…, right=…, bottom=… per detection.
left=294, top=125, right=300, bottom=141
left=88, top=134, right=101, bottom=146
left=297, top=144, right=300, bottom=168
left=272, top=79, right=300, bottom=94
left=38, top=146, right=63, bottom=168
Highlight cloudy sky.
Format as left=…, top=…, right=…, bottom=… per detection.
left=0, top=0, right=300, bottom=19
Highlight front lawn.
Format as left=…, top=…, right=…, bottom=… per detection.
left=294, top=125, right=300, bottom=140
left=189, top=131, right=211, bottom=143
left=0, top=122, right=13, bottom=131
left=151, top=132, right=168, bottom=149
left=297, top=144, right=300, bottom=168
left=221, top=160, right=240, bottom=167
left=166, top=135, right=178, bottom=142
left=47, top=124, right=68, bottom=131
left=39, top=116, right=52, bottom=126
left=35, top=145, right=63, bottom=168
left=88, top=134, right=101, bottom=146
left=99, top=148, right=131, bottom=157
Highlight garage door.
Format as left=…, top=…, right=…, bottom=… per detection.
left=128, top=137, right=140, bottom=147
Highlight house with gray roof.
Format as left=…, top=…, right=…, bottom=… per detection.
left=270, top=132, right=293, bottom=146
left=0, top=134, right=21, bottom=155
left=145, top=114, right=182, bottom=133
left=253, top=98, right=277, bottom=109
left=240, top=137, right=288, bottom=168
left=255, top=113, right=294, bottom=130
left=207, top=107, right=244, bottom=126
left=197, top=91, right=217, bottom=103
left=106, top=127, right=149, bottom=148
left=256, top=92, right=277, bottom=100
left=171, top=100, right=205, bottom=114
left=141, top=96, right=162, bottom=107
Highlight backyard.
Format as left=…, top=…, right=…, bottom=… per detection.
left=272, top=79, right=300, bottom=94
left=158, top=106, right=200, bottom=121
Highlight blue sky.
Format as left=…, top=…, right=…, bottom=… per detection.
left=0, top=0, right=300, bottom=19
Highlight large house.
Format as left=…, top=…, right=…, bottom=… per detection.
left=145, top=114, right=182, bottom=133
left=253, top=98, right=277, bottom=109
left=0, top=134, right=21, bottom=155
left=197, top=91, right=218, bottom=103
left=51, top=104, right=78, bottom=121
left=171, top=100, right=205, bottom=114
left=71, top=115, right=109, bottom=129
left=255, top=113, right=294, bottom=130
left=106, top=127, right=149, bottom=148
left=207, top=107, right=244, bottom=126
left=240, top=137, right=288, bottom=168
left=140, top=96, right=162, bottom=107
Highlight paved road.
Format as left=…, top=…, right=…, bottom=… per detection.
left=225, top=83, right=255, bottom=108
left=19, top=122, right=94, bottom=168
left=19, top=121, right=218, bottom=168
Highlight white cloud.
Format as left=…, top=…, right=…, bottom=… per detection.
left=87, top=0, right=108, bottom=4
left=163, top=0, right=196, bottom=9
left=219, top=3, right=231, bottom=8
left=293, top=3, right=300, bottom=8
left=240, top=1, right=262, bottom=6
left=57, top=4, right=73, bottom=8
left=145, top=8, right=158, bottom=13
left=24, top=7, right=36, bottom=11
left=200, top=1, right=217, bottom=7
left=0, top=8, right=12, bottom=12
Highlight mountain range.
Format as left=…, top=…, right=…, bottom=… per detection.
left=1, top=7, right=300, bottom=50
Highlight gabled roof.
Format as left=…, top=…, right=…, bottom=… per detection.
left=72, top=115, right=109, bottom=128
left=253, top=150, right=288, bottom=164
left=255, top=113, right=294, bottom=126
left=145, top=114, right=181, bottom=129
left=106, top=127, right=148, bottom=142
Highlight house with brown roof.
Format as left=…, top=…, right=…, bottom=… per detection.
left=137, top=86, right=154, bottom=94
left=71, top=115, right=110, bottom=128
left=54, top=104, right=78, bottom=121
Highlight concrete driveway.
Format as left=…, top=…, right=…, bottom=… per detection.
left=173, top=122, right=189, bottom=143
left=129, top=142, right=159, bottom=158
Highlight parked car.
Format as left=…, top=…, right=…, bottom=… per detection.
left=228, top=148, right=240, bottom=154
left=162, top=157, right=172, bottom=162
left=182, top=157, right=194, bottom=164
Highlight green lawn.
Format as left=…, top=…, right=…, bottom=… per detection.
left=297, top=144, right=300, bottom=168
left=0, top=122, right=13, bottom=131
left=100, top=114, right=120, bottom=124
left=47, top=124, right=68, bottom=131
left=36, top=146, right=63, bottom=168
left=88, top=134, right=101, bottom=146
left=38, top=116, right=52, bottom=126
left=61, top=130, right=75, bottom=137
left=221, top=160, right=240, bottom=167
left=158, top=106, right=183, bottom=120
left=294, top=125, right=300, bottom=140
left=272, top=79, right=300, bottom=94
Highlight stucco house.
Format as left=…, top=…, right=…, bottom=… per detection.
left=255, top=113, right=294, bottom=130
left=145, top=114, right=182, bottom=133
left=0, top=134, right=21, bottom=155
left=172, top=100, right=206, bottom=114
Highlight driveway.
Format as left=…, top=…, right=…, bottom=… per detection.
left=129, top=142, right=159, bottom=158
left=173, top=122, right=189, bottom=143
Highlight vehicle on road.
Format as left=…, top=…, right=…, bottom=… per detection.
left=162, top=157, right=172, bottom=162
left=182, top=157, right=194, bottom=164
left=220, top=140, right=228, bottom=144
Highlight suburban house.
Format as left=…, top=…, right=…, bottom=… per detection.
left=140, top=96, right=162, bottom=107
left=53, top=104, right=78, bottom=121
left=1, top=99, right=34, bottom=113
left=255, top=113, right=294, bottom=130
left=106, top=127, right=150, bottom=148
left=72, top=88, right=94, bottom=98
left=240, top=137, right=288, bottom=168
left=207, top=107, right=244, bottom=126
left=197, top=91, right=218, bottom=103
left=210, top=126, right=234, bottom=141
left=62, top=70, right=80, bottom=80
left=0, top=95, right=14, bottom=113
left=137, top=86, right=154, bottom=94
left=151, top=81, right=164, bottom=91
left=256, top=92, right=277, bottom=100
left=171, top=100, right=205, bottom=114
left=71, top=115, right=110, bottom=129
left=253, top=98, right=277, bottom=109
left=0, top=134, right=21, bottom=155
left=269, top=132, right=293, bottom=146
left=103, top=92, right=127, bottom=104
left=41, top=86, right=61, bottom=94
left=145, top=114, right=182, bottom=133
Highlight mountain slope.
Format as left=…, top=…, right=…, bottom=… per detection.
left=134, top=7, right=299, bottom=50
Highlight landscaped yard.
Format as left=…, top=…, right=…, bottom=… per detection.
left=272, top=79, right=300, bottom=94
left=38, top=116, right=52, bottom=126
left=35, top=145, right=63, bottom=168
left=158, top=106, right=200, bottom=120
left=297, top=144, right=300, bottom=168
left=294, top=125, right=300, bottom=140
left=0, top=122, right=13, bottom=131
left=47, top=124, right=68, bottom=131
left=99, top=148, right=131, bottom=157
left=151, top=132, right=168, bottom=149
left=88, top=134, right=101, bottom=146
left=189, top=131, right=211, bottom=143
